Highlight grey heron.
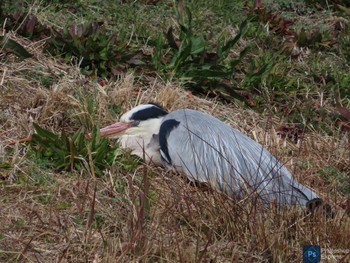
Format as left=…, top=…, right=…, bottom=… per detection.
left=100, top=103, right=322, bottom=208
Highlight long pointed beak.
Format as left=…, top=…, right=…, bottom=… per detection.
left=99, top=122, right=132, bottom=138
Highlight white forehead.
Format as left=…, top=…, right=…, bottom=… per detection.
left=120, top=104, right=158, bottom=122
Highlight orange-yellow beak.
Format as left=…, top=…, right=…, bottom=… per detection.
left=99, top=122, right=132, bottom=138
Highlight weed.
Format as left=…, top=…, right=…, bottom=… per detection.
left=319, top=165, right=350, bottom=195
left=338, top=24, right=350, bottom=63
left=151, top=6, right=249, bottom=101
left=46, top=22, right=137, bottom=78
left=30, top=123, right=121, bottom=176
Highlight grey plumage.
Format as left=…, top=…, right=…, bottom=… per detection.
left=100, top=104, right=321, bottom=207
left=160, top=109, right=319, bottom=206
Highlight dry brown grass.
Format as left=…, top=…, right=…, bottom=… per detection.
left=1, top=34, right=350, bottom=262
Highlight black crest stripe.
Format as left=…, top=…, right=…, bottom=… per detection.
left=147, top=102, right=166, bottom=110
left=159, top=119, right=180, bottom=164
left=130, top=105, right=168, bottom=121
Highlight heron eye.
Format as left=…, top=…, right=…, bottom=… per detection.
left=131, top=120, right=140, bottom=127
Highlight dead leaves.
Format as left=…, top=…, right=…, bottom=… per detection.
left=335, top=105, right=350, bottom=133
left=276, top=123, right=304, bottom=143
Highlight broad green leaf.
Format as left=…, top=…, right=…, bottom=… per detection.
left=173, top=40, right=192, bottom=69
left=0, top=36, right=33, bottom=59
left=185, top=7, right=192, bottom=28
left=99, top=48, right=108, bottom=61
left=220, top=19, right=247, bottom=55
left=73, top=127, right=85, bottom=149
left=230, top=46, right=250, bottom=68
left=217, top=38, right=223, bottom=58
left=33, top=123, right=59, bottom=143
left=185, top=68, right=231, bottom=79
left=61, top=132, right=71, bottom=154
left=91, top=125, right=101, bottom=150
left=94, top=140, right=109, bottom=162
left=190, top=37, right=207, bottom=55
left=166, top=27, right=179, bottom=50
left=221, top=34, right=241, bottom=55
left=238, top=19, right=248, bottom=34
left=179, top=24, right=189, bottom=40
left=246, top=63, right=272, bottom=84
left=214, top=84, right=246, bottom=102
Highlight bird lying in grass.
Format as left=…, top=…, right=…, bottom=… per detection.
left=100, top=103, right=326, bottom=212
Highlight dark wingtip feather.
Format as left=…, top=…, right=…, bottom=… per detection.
left=306, top=198, right=334, bottom=218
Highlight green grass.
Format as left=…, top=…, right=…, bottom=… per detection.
left=3, top=0, right=349, bottom=107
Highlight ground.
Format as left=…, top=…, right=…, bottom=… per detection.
left=1, top=0, right=350, bottom=262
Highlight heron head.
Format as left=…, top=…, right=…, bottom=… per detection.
left=100, top=103, right=168, bottom=138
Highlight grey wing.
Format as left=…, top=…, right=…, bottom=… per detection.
left=160, top=109, right=319, bottom=206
